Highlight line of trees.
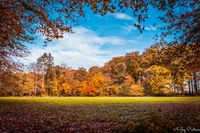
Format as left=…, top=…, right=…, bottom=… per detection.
left=0, top=43, right=199, bottom=96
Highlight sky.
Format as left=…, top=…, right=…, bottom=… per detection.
left=23, top=7, right=163, bottom=69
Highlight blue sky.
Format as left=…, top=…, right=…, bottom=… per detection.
left=24, top=7, right=163, bottom=69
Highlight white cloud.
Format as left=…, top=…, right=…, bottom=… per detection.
left=111, top=13, right=133, bottom=20
left=145, top=26, right=157, bottom=31
left=122, top=25, right=137, bottom=32
left=123, top=24, right=157, bottom=32
left=23, top=27, right=138, bottom=69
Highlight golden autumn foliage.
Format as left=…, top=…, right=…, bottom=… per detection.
left=128, top=84, right=145, bottom=96
left=144, top=65, right=172, bottom=95
left=0, top=43, right=199, bottom=96
left=80, top=81, right=96, bottom=96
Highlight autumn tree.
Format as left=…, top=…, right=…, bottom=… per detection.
left=0, top=45, right=28, bottom=72
left=74, top=67, right=88, bottom=82
left=141, top=44, right=164, bottom=68
left=54, top=66, right=79, bottom=96
left=161, top=44, right=200, bottom=95
left=36, top=53, right=54, bottom=95
left=2, top=1, right=198, bottom=46
left=125, top=52, right=142, bottom=84
left=80, top=80, right=96, bottom=96
left=0, top=72, right=22, bottom=96
left=20, top=73, right=35, bottom=96
left=154, top=0, right=200, bottom=45
left=104, top=56, right=127, bottom=84
left=143, top=65, right=172, bottom=96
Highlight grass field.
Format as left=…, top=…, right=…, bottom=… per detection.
left=0, top=97, right=200, bottom=132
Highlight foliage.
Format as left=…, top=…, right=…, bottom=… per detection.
left=143, top=65, right=172, bottom=95
left=1, top=0, right=199, bottom=73
left=128, top=84, right=145, bottom=96
left=0, top=45, right=28, bottom=72
left=1, top=41, right=199, bottom=96
left=1, top=0, right=198, bottom=46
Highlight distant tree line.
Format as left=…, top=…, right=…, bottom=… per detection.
left=0, top=43, right=199, bottom=96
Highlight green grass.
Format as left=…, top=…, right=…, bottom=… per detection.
left=0, top=96, right=200, bottom=105
left=0, top=97, right=200, bottom=132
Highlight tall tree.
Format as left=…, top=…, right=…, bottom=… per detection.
left=36, top=52, right=54, bottom=95
left=125, top=51, right=142, bottom=84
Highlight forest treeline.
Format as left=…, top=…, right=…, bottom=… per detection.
left=0, top=43, right=199, bottom=96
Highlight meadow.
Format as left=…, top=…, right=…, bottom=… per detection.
left=0, top=97, right=200, bottom=132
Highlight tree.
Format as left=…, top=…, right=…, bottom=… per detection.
left=2, top=1, right=198, bottom=47
left=74, top=67, right=88, bottom=82
left=54, top=65, right=81, bottom=96
left=28, top=63, right=40, bottom=96
left=155, top=0, right=200, bottom=45
left=159, top=44, right=200, bottom=95
left=125, top=52, right=142, bottom=83
left=80, top=81, right=88, bottom=96
left=45, top=69, right=57, bottom=96
left=0, top=71, right=22, bottom=96
left=80, top=80, right=97, bottom=96
left=90, top=74, right=107, bottom=96
left=141, top=44, right=164, bottom=68
left=36, top=52, right=54, bottom=95
left=1, top=0, right=127, bottom=54
left=89, top=66, right=101, bottom=76
left=20, top=73, right=35, bottom=96
left=143, top=65, right=172, bottom=96
left=0, top=45, right=28, bottom=72
left=104, top=56, right=127, bottom=84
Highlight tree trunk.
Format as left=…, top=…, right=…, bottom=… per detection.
left=42, top=73, right=45, bottom=96
left=191, top=79, right=194, bottom=95
left=193, top=72, right=198, bottom=95
left=188, top=80, right=191, bottom=95
left=172, top=82, right=175, bottom=92
left=34, top=72, right=37, bottom=96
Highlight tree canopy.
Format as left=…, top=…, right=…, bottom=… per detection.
left=1, top=0, right=199, bottom=47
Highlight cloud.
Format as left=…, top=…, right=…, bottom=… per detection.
left=111, top=13, right=133, bottom=20
left=23, top=27, right=138, bottom=69
left=122, top=25, right=137, bottom=32
left=123, top=24, right=157, bottom=32
left=145, top=26, right=157, bottom=31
